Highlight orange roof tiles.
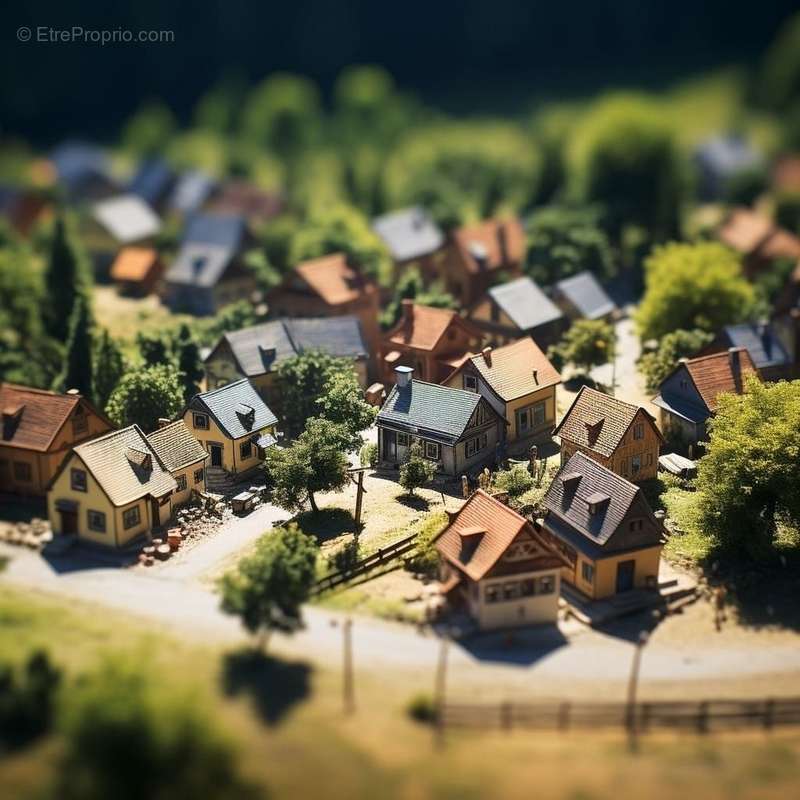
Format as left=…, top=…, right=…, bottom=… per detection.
left=683, top=348, right=757, bottom=413
left=0, top=383, right=82, bottom=452
left=452, top=217, right=526, bottom=273
left=386, top=303, right=480, bottom=352
left=294, top=253, right=376, bottom=306
left=718, top=208, right=800, bottom=260
left=110, top=246, right=160, bottom=282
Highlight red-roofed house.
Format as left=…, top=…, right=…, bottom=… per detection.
left=435, top=489, right=568, bottom=629
left=718, top=208, right=800, bottom=279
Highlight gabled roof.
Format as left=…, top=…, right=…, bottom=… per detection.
left=681, top=348, right=757, bottom=413
left=487, top=277, right=563, bottom=331
left=165, top=244, right=238, bottom=289
left=71, top=425, right=177, bottom=507
left=718, top=208, right=800, bottom=260
left=435, top=490, right=565, bottom=582
left=554, top=386, right=662, bottom=458
left=209, top=180, right=283, bottom=221
left=168, top=170, right=217, bottom=216
left=372, top=206, right=444, bottom=262
left=377, top=379, right=490, bottom=444
left=182, top=211, right=247, bottom=250
left=452, top=218, right=526, bottom=273
left=190, top=379, right=278, bottom=440
left=385, top=303, right=481, bottom=352
left=110, top=247, right=160, bottom=283
left=0, top=384, right=107, bottom=453
left=455, top=339, right=561, bottom=402
left=146, top=420, right=208, bottom=472
left=50, top=141, right=110, bottom=186
left=292, top=253, right=376, bottom=306
left=128, top=159, right=175, bottom=206
left=543, top=452, right=661, bottom=554
left=554, top=271, right=617, bottom=320
left=720, top=323, right=791, bottom=371
left=91, top=194, right=161, bottom=243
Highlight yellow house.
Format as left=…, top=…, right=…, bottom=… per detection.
left=47, top=426, right=177, bottom=548
left=444, top=339, right=561, bottom=446
left=146, top=420, right=209, bottom=506
left=540, top=451, right=664, bottom=600
left=183, top=379, right=279, bottom=476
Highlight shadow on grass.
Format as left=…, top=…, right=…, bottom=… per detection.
left=221, top=648, right=311, bottom=726
left=0, top=495, right=46, bottom=524
left=453, top=622, right=569, bottom=666
left=563, top=374, right=602, bottom=392
left=396, top=493, right=430, bottom=512
left=295, top=507, right=357, bottom=542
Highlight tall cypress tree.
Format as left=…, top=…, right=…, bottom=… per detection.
left=175, top=324, right=204, bottom=402
left=93, top=329, right=125, bottom=409
left=54, top=295, right=94, bottom=399
left=43, top=216, right=88, bottom=342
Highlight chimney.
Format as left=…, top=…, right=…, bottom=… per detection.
left=728, top=346, right=743, bottom=391
left=157, top=418, right=171, bottom=429
left=759, top=322, right=772, bottom=358
left=401, top=298, right=414, bottom=324
left=481, top=346, right=492, bottom=367
left=532, top=368, right=539, bottom=385
left=395, top=365, right=413, bottom=388
left=497, top=223, right=509, bottom=265
left=66, top=388, right=80, bottom=396
left=468, top=241, right=488, bottom=270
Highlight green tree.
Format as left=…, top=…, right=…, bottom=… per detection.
left=758, top=12, right=800, bottom=111
left=638, top=328, right=715, bottom=391
left=175, top=324, right=204, bottom=402
left=399, top=443, right=436, bottom=497
left=105, top=364, right=183, bottom=433
left=525, top=205, right=616, bottom=284
left=775, top=192, right=800, bottom=234
left=136, top=331, right=172, bottom=367
left=53, top=294, right=94, bottom=398
left=265, top=418, right=350, bottom=513
left=491, top=465, right=535, bottom=499
left=92, top=329, right=126, bottom=409
left=219, top=523, right=318, bottom=646
left=636, top=242, right=756, bottom=341
left=43, top=216, right=89, bottom=342
left=55, top=660, right=254, bottom=800
left=380, top=266, right=456, bottom=328
left=547, top=319, right=615, bottom=375
left=316, top=370, right=377, bottom=452
left=696, top=377, right=800, bottom=558
left=121, top=100, right=177, bottom=155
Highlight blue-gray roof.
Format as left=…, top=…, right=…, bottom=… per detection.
left=488, top=277, right=564, bottom=331
left=192, top=379, right=278, bottom=439
left=694, top=135, right=761, bottom=176
left=169, top=171, right=217, bottom=215
left=50, top=141, right=109, bottom=184
left=372, top=207, right=444, bottom=262
left=182, top=212, right=246, bottom=249
left=721, top=323, right=791, bottom=371
left=165, top=243, right=235, bottom=288
left=377, top=380, right=483, bottom=444
left=129, top=159, right=175, bottom=206
left=555, top=271, right=617, bottom=320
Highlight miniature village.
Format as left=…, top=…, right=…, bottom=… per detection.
left=3, top=9, right=800, bottom=800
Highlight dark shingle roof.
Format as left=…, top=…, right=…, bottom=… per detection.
left=488, top=277, right=563, bottom=331
left=1, top=384, right=81, bottom=452
left=168, top=171, right=217, bottom=215
left=192, top=379, right=278, bottom=440
left=720, top=323, right=791, bottom=370
left=182, top=212, right=246, bottom=249
left=378, top=379, right=484, bottom=444
left=554, top=271, right=617, bottom=320
left=146, top=420, right=208, bottom=472
left=372, top=207, right=444, bottom=262
left=128, top=159, right=175, bottom=206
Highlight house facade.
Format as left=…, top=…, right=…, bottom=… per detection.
left=1, top=384, right=113, bottom=497
left=435, top=489, right=568, bottom=629
left=444, top=339, right=561, bottom=446
left=146, top=420, right=209, bottom=506
left=376, top=367, right=505, bottom=477
left=554, top=386, right=663, bottom=483
left=541, top=452, right=664, bottom=600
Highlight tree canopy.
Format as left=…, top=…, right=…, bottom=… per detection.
left=638, top=328, right=715, bottom=391
left=380, top=266, right=456, bottom=329
left=92, top=329, right=126, bottom=410
left=52, top=293, right=94, bottom=399
left=315, top=370, right=377, bottom=452
left=547, top=319, right=615, bottom=375
left=105, top=364, right=184, bottom=433
left=399, top=443, right=436, bottom=496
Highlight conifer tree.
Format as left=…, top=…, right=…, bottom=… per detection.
left=93, top=329, right=125, bottom=409
left=43, top=216, right=88, bottom=342
left=53, top=295, right=94, bottom=398
left=175, top=324, right=203, bottom=402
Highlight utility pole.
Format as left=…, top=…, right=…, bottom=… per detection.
left=343, top=617, right=355, bottom=715
left=433, top=631, right=450, bottom=749
left=347, top=467, right=369, bottom=534
left=626, top=630, right=649, bottom=753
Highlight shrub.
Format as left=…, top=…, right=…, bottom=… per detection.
left=399, top=443, right=436, bottom=496
left=359, top=441, right=378, bottom=468
left=491, top=465, right=534, bottom=498
left=406, top=692, right=437, bottom=724
left=404, top=511, right=447, bottom=577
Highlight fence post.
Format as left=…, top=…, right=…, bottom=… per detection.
left=764, top=698, right=774, bottom=731
left=558, top=701, right=570, bottom=731
left=697, top=701, right=709, bottom=734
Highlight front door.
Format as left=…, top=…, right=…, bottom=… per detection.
left=209, top=444, right=223, bottom=467
left=59, top=510, right=78, bottom=535
left=382, top=429, right=397, bottom=462
left=616, top=560, right=636, bottom=593
left=151, top=498, right=161, bottom=527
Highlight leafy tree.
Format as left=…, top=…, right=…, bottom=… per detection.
left=639, top=328, right=715, bottom=391
left=55, top=660, right=254, bottom=800
left=399, top=443, right=436, bottom=497
left=758, top=12, right=800, bottom=111
left=136, top=331, right=172, bottom=367
left=219, top=523, right=318, bottom=646
left=696, top=377, right=800, bottom=558
left=175, top=324, right=204, bottom=402
left=53, top=294, right=94, bottom=398
left=266, top=418, right=351, bottom=513
left=105, top=364, right=183, bottom=433
left=316, top=370, right=377, bottom=452
left=636, top=242, right=755, bottom=341
left=92, top=329, right=126, bottom=409
left=380, top=266, right=456, bottom=328
left=359, top=442, right=378, bottom=468
left=121, top=100, right=177, bottom=155
left=491, top=465, right=535, bottom=499
left=196, top=300, right=265, bottom=347
left=525, top=205, right=616, bottom=284
left=547, top=319, right=614, bottom=375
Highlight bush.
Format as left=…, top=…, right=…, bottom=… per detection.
left=404, top=510, right=447, bottom=577
left=359, top=441, right=378, bottom=468
left=638, top=328, right=714, bottom=391
left=406, top=692, right=437, bottom=724
left=399, top=443, right=436, bottom=496
left=491, top=466, right=534, bottom=498
left=328, top=538, right=361, bottom=574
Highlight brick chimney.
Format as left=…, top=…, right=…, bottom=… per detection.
left=66, top=388, right=80, bottom=396
left=497, top=222, right=509, bottom=266
left=481, top=346, right=492, bottom=367
left=395, top=365, right=413, bottom=388
left=532, top=368, right=539, bottom=385
left=728, top=346, right=743, bottom=392
left=157, top=418, right=171, bottom=429
left=401, top=298, right=414, bottom=324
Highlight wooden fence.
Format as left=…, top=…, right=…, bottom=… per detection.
left=440, top=698, right=800, bottom=735
left=313, top=532, right=419, bottom=594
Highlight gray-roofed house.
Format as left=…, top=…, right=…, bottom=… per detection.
left=162, top=212, right=256, bottom=315
left=540, top=451, right=664, bottom=599
left=204, top=316, right=369, bottom=403
left=50, top=141, right=117, bottom=201
left=47, top=425, right=178, bottom=548
left=183, top=379, right=278, bottom=477
left=705, top=322, right=792, bottom=381
left=371, top=206, right=445, bottom=277
left=146, top=420, right=209, bottom=506
left=168, top=170, right=218, bottom=216
left=376, top=366, right=504, bottom=476
left=469, top=276, right=567, bottom=350
left=551, top=271, right=618, bottom=322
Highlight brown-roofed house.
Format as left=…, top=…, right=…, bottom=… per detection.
left=0, top=383, right=113, bottom=497
left=435, top=489, right=568, bottom=629
left=267, top=253, right=381, bottom=373
left=652, top=347, right=758, bottom=452
left=444, top=339, right=561, bottom=447
left=439, top=217, right=526, bottom=306
left=718, top=207, right=800, bottom=279
left=110, top=246, right=164, bottom=296
left=540, top=452, right=664, bottom=600
left=207, top=180, right=284, bottom=225
left=379, top=301, right=484, bottom=385
left=554, top=386, right=663, bottom=483
left=146, top=419, right=209, bottom=506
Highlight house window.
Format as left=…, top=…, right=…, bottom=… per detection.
left=503, top=582, right=520, bottom=601
left=474, top=404, right=486, bottom=425
left=123, top=506, right=141, bottom=530
left=87, top=510, right=106, bottom=533
left=464, top=374, right=478, bottom=392
left=397, top=433, right=410, bottom=447
left=240, top=440, right=253, bottom=460
left=629, top=519, right=644, bottom=533
left=646, top=453, right=653, bottom=466
left=633, top=423, right=644, bottom=440
left=175, top=474, right=187, bottom=492
left=517, top=407, right=529, bottom=432
left=520, top=578, right=536, bottom=597
left=485, top=585, right=500, bottom=603
left=70, top=468, right=87, bottom=492
left=631, top=454, right=642, bottom=475
left=581, top=562, right=594, bottom=583
left=538, top=576, right=555, bottom=595
left=193, top=413, right=209, bottom=430
left=465, top=437, right=480, bottom=458
left=533, top=401, right=546, bottom=427
left=194, top=468, right=204, bottom=484
left=13, top=461, right=32, bottom=482
left=72, top=409, right=88, bottom=436
left=424, top=441, right=440, bottom=461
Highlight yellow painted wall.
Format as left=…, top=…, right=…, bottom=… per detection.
left=567, top=546, right=662, bottom=599
left=505, top=387, right=557, bottom=441
left=1, top=446, right=45, bottom=495
left=114, top=498, right=157, bottom=546
left=171, top=461, right=206, bottom=506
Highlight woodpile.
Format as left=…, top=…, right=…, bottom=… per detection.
left=0, top=517, right=53, bottom=550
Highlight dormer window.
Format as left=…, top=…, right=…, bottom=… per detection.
left=586, top=491, right=610, bottom=515
left=71, top=468, right=87, bottom=492
left=125, top=448, right=152, bottom=472
left=464, top=374, right=478, bottom=392
left=193, top=413, right=209, bottom=430
left=633, top=423, right=644, bottom=440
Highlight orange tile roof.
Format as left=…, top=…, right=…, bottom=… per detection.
left=1, top=383, right=81, bottom=452
left=683, top=348, right=757, bottom=413
left=294, top=253, right=376, bottom=306
left=110, top=246, right=160, bottom=282
left=386, top=303, right=481, bottom=352
left=772, top=156, right=800, bottom=193
left=452, top=217, right=526, bottom=273
left=718, top=207, right=800, bottom=260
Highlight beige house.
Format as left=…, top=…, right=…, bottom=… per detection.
left=183, top=379, right=278, bottom=476
left=436, top=489, right=569, bottom=630
left=47, top=426, right=177, bottom=548
left=146, top=420, right=209, bottom=506
left=444, top=339, right=561, bottom=446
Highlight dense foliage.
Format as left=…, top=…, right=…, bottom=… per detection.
left=399, top=443, right=436, bottom=496
left=380, top=267, right=456, bottom=329
left=548, top=319, right=615, bottom=375
left=638, top=328, right=715, bottom=391
left=105, top=364, right=184, bottom=433
left=315, top=370, right=377, bottom=452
